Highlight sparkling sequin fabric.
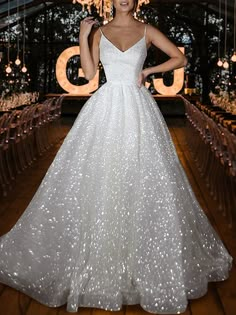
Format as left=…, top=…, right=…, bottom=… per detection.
left=0, top=27, right=233, bottom=314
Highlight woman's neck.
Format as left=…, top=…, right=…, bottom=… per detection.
left=112, top=13, right=136, bottom=26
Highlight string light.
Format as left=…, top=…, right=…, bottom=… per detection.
left=15, top=0, right=21, bottom=66
left=6, top=0, right=12, bottom=73
left=231, top=52, right=236, bottom=62
left=21, top=65, right=27, bottom=73
left=6, top=65, right=12, bottom=73
left=21, top=0, right=27, bottom=73
left=15, top=58, right=21, bottom=65
left=222, top=0, right=229, bottom=69
left=231, top=0, right=236, bottom=61
left=223, top=60, right=229, bottom=69
left=217, top=58, right=223, bottom=67
left=217, top=0, right=223, bottom=67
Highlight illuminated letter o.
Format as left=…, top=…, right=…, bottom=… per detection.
left=56, top=46, right=99, bottom=95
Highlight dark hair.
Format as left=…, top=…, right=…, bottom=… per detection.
left=112, top=0, right=139, bottom=18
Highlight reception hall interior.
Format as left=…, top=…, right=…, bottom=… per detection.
left=0, top=0, right=236, bottom=314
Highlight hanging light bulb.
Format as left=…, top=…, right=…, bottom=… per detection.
left=223, top=60, right=229, bottom=69
left=217, top=0, right=223, bottom=66
left=15, top=56, right=21, bottom=65
left=232, top=0, right=236, bottom=61
left=222, top=0, right=228, bottom=68
left=6, top=0, right=11, bottom=72
left=6, top=64, right=12, bottom=73
left=217, top=58, right=223, bottom=67
left=21, top=65, right=27, bottom=73
left=21, top=0, right=28, bottom=75
left=231, top=51, right=236, bottom=62
left=15, top=0, right=21, bottom=66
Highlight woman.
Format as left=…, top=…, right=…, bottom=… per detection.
left=0, top=0, right=232, bottom=314
left=79, top=2, right=187, bottom=84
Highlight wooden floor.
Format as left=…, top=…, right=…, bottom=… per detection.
left=0, top=116, right=235, bottom=315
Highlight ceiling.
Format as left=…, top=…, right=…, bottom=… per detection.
left=0, top=0, right=234, bottom=30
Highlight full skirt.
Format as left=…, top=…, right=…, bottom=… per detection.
left=0, top=83, right=232, bottom=314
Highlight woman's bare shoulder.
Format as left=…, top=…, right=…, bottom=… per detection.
left=135, top=20, right=146, bottom=27
left=145, top=23, right=162, bottom=35
left=100, top=21, right=113, bottom=32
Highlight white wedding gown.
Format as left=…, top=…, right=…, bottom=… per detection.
left=0, top=26, right=232, bottom=314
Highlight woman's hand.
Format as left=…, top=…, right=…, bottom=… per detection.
left=79, top=17, right=98, bottom=39
left=137, top=69, right=149, bottom=88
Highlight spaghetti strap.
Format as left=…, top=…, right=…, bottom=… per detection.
left=99, top=27, right=103, bottom=35
left=144, top=25, right=147, bottom=37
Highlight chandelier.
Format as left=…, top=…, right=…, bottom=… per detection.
left=72, top=0, right=150, bottom=20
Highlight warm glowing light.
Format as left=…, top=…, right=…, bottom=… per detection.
left=72, top=0, right=149, bottom=20
left=56, top=46, right=185, bottom=96
left=223, top=60, right=229, bottom=69
left=22, top=65, right=27, bottom=73
left=15, top=57, right=21, bottom=65
left=56, top=46, right=99, bottom=94
left=231, top=52, right=236, bottom=62
left=217, top=58, right=223, bottom=67
left=6, top=65, right=12, bottom=73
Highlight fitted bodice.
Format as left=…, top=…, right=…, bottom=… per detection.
left=99, top=31, right=147, bottom=84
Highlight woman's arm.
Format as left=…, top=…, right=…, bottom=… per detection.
left=79, top=17, right=100, bottom=80
left=138, top=24, right=187, bottom=87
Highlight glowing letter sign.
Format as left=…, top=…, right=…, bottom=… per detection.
left=152, top=47, right=185, bottom=95
left=56, top=46, right=99, bottom=95
left=56, top=46, right=185, bottom=95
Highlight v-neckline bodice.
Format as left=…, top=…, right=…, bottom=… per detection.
left=99, top=25, right=148, bottom=84
left=100, top=29, right=147, bottom=54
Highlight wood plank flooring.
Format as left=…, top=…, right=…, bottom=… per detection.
left=0, top=116, right=235, bottom=315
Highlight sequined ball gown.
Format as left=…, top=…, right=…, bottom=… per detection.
left=0, top=26, right=232, bottom=314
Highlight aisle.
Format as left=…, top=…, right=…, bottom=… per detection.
left=0, top=117, right=235, bottom=315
